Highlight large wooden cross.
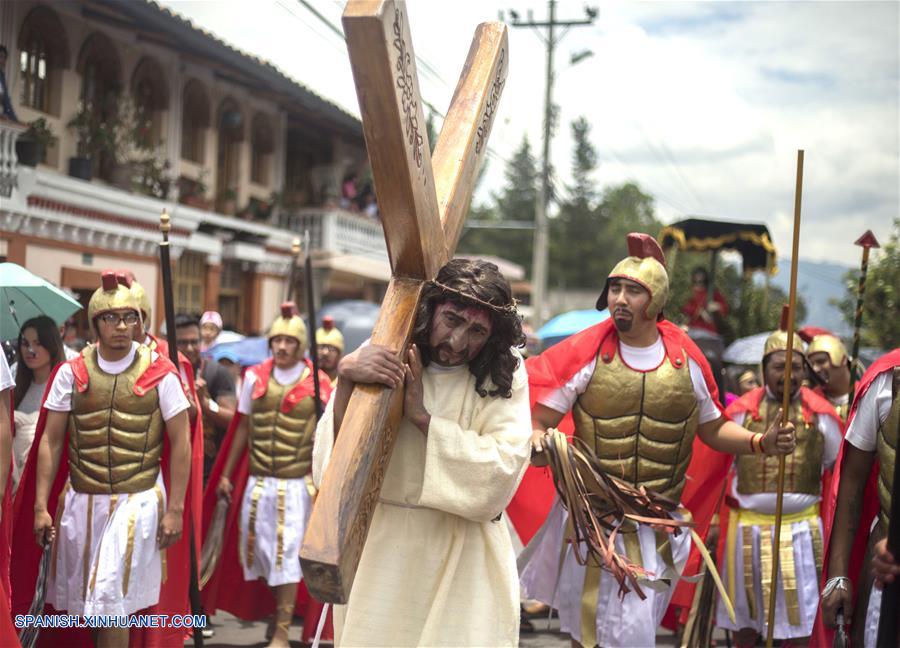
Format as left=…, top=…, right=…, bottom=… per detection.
left=299, top=0, right=508, bottom=603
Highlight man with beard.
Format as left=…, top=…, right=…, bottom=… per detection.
left=315, top=316, right=344, bottom=382
left=202, top=303, right=332, bottom=648
left=808, top=333, right=853, bottom=423
left=819, top=348, right=900, bottom=647
left=312, top=258, right=531, bottom=646
left=174, top=314, right=237, bottom=481
left=29, top=271, right=191, bottom=646
left=519, top=233, right=796, bottom=648
left=717, top=329, right=842, bottom=646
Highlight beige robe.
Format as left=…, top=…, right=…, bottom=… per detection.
left=312, top=353, right=531, bottom=647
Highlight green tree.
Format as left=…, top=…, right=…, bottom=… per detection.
left=832, top=218, right=900, bottom=349
left=457, top=136, right=536, bottom=273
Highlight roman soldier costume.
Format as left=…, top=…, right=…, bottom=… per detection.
left=808, top=333, right=853, bottom=422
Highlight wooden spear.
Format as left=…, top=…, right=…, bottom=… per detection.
left=765, top=150, right=804, bottom=648
left=847, top=230, right=880, bottom=399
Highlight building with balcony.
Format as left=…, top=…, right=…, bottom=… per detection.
left=0, top=0, right=391, bottom=339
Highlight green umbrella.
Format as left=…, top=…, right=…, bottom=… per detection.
left=0, top=263, right=83, bottom=339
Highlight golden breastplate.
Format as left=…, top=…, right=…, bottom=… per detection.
left=249, top=372, right=316, bottom=478
left=877, top=372, right=899, bottom=529
left=572, top=347, right=700, bottom=501
left=737, top=396, right=823, bottom=496
left=68, top=346, right=164, bottom=494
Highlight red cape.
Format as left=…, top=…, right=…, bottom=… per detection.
left=510, top=318, right=732, bottom=607
left=201, top=358, right=334, bottom=642
left=2, top=392, right=17, bottom=647
left=11, top=348, right=204, bottom=647
left=811, top=348, right=900, bottom=646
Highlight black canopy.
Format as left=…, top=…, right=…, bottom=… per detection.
left=659, top=217, right=777, bottom=274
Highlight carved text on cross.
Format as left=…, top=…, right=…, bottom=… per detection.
left=299, top=0, right=508, bottom=603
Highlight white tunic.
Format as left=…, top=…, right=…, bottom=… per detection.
left=42, top=343, right=189, bottom=616
left=312, top=352, right=531, bottom=647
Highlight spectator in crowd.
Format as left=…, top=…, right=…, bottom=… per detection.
left=175, top=314, right=237, bottom=482
left=200, top=310, right=224, bottom=351
left=61, top=318, right=86, bottom=356
left=0, top=45, right=19, bottom=122
left=12, top=316, right=65, bottom=489
left=315, top=315, right=344, bottom=382
left=341, top=172, right=358, bottom=211
left=1, top=349, right=13, bottom=506
left=681, top=266, right=729, bottom=335
left=358, top=184, right=379, bottom=219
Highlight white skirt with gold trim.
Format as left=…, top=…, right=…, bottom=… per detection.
left=239, top=475, right=312, bottom=587
left=715, top=505, right=824, bottom=639
left=47, top=475, right=166, bottom=616
left=519, top=498, right=692, bottom=648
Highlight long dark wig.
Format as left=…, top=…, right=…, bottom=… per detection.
left=412, top=258, right=525, bottom=398
left=14, top=315, right=65, bottom=408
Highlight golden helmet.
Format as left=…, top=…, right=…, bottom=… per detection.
left=129, top=279, right=152, bottom=325
left=596, top=233, right=669, bottom=320
left=88, top=270, right=141, bottom=324
left=807, top=334, right=848, bottom=368
left=268, top=302, right=308, bottom=351
left=316, top=316, right=344, bottom=353
left=763, top=329, right=807, bottom=360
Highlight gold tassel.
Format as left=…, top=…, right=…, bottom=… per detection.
left=580, top=559, right=602, bottom=648
left=779, top=524, right=801, bottom=626
left=246, top=478, right=265, bottom=569
left=809, top=520, right=824, bottom=584
left=744, top=525, right=758, bottom=620
left=153, top=485, right=167, bottom=583
left=276, top=479, right=287, bottom=570
left=121, top=501, right=139, bottom=596
left=82, top=494, right=94, bottom=599
left=759, top=525, right=773, bottom=624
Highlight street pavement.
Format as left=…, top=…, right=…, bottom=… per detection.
left=205, top=609, right=698, bottom=647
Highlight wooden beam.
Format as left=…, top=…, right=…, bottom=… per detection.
left=300, top=276, right=422, bottom=602
left=432, top=23, right=508, bottom=252
left=341, top=0, right=445, bottom=279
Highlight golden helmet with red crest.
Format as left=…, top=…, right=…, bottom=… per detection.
left=88, top=270, right=141, bottom=325
left=596, top=233, right=669, bottom=320
left=268, top=301, right=308, bottom=351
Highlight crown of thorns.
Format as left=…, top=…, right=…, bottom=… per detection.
left=428, top=280, right=519, bottom=314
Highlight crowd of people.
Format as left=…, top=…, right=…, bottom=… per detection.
left=0, top=233, right=897, bottom=648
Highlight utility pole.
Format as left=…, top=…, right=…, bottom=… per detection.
left=505, top=2, right=598, bottom=326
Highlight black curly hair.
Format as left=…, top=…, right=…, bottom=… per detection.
left=412, top=258, right=525, bottom=398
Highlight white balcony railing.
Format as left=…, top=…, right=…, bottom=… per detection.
left=0, top=120, right=27, bottom=198
left=280, top=208, right=388, bottom=264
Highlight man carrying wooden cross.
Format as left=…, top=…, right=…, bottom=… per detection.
left=312, top=258, right=531, bottom=645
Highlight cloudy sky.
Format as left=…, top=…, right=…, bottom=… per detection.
left=161, top=0, right=898, bottom=264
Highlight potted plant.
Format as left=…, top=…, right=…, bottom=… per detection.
left=217, top=187, right=238, bottom=215
left=16, top=118, right=57, bottom=167
left=178, top=170, right=211, bottom=209
left=66, top=107, right=109, bottom=181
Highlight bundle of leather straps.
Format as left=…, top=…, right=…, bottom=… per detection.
left=541, top=429, right=735, bottom=624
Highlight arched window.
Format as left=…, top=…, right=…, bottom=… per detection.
left=131, top=56, right=168, bottom=147
left=216, top=97, right=243, bottom=212
left=17, top=5, right=70, bottom=115
left=181, top=79, right=209, bottom=163
left=250, top=113, right=274, bottom=185
left=76, top=32, right=121, bottom=180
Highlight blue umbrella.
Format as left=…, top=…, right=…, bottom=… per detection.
left=1, top=263, right=83, bottom=339
left=537, top=309, right=610, bottom=349
left=208, top=336, right=270, bottom=367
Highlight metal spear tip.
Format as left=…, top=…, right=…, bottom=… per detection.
left=160, top=208, right=171, bottom=233
left=854, top=230, right=880, bottom=249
